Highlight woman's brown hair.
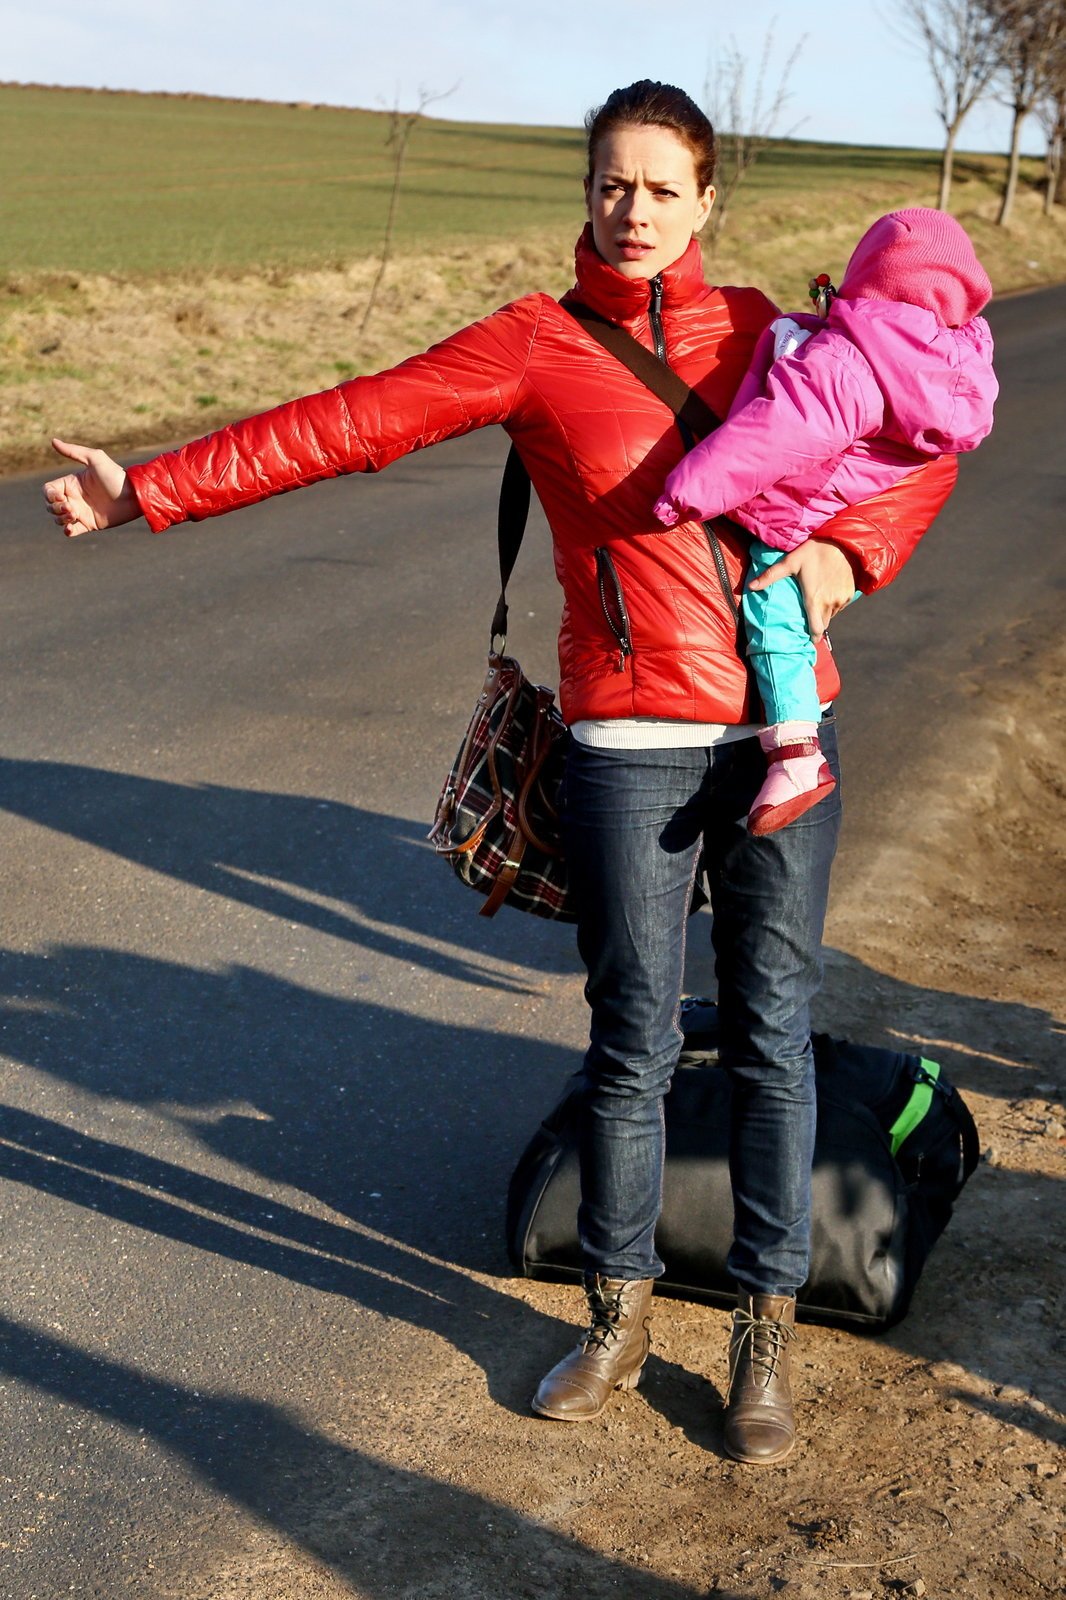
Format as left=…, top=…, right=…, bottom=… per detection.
left=585, top=81, right=717, bottom=191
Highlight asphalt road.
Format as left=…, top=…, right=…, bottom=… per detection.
left=0, top=283, right=1062, bottom=1597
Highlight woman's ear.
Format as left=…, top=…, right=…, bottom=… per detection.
left=694, top=185, right=716, bottom=235
left=583, top=174, right=592, bottom=218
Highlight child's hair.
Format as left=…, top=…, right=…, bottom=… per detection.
left=839, top=208, right=992, bottom=327
left=585, top=81, right=717, bottom=191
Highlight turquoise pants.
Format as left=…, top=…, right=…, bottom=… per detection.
left=743, top=541, right=858, bottom=725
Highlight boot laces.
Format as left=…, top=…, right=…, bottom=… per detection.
left=730, top=1306, right=796, bottom=1389
left=582, top=1281, right=630, bottom=1353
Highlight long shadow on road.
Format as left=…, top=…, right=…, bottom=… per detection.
left=0, top=940, right=568, bottom=1272
left=0, top=1315, right=724, bottom=1600
left=0, top=936, right=597, bottom=1404
left=0, top=757, right=578, bottom=991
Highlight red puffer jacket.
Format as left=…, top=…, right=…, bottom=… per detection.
left=129, top=227, right=956, bottom=725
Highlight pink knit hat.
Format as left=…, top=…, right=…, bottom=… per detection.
left=838, top=208, right=992, bottom=327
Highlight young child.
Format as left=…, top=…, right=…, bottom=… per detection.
left=653, top=207, right=997, bottom=834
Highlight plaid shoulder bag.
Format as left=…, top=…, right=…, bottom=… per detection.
left=427, top=447, right=574, bottom=920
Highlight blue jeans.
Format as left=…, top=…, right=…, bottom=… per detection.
left=560, top=719, right=841, bottom=1297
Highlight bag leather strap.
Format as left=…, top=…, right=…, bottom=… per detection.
left=491, top=446, right=532, bottom=646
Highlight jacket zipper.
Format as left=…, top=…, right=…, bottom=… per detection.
left=590, top=277, right=661, bottom=675
left=595, top=547, right=633, bottom=670
left=648, top=274, right=667, bottom=363
left=650, top=272, right=740, bottom=628
left=703, top=521, right=740, bottom=624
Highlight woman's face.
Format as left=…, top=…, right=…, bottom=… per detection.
left=585, top=124, right=715, bottom=280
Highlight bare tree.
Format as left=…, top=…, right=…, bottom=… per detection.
left=704, top=24, right=806, bottom=246
left=986, top=0, right=1066, bottom=225
left=892, top=1, right=1000, bottom=208
left=359, top=83, right=457, bottom=337
left=1034, top=22, right=1066, bottom=207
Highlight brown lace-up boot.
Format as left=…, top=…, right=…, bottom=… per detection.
left=723, top=1291, right=798, bottom=1464
left=531, top=1275, right=653, bottom=1421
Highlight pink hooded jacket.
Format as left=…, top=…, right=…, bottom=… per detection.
left=654, top=209, right=998, bottom=555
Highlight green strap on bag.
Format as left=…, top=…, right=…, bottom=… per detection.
left=889, top=1059, right=942, bottom=1156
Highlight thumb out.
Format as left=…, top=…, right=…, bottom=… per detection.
left=51, top=438, right=93, bottom=465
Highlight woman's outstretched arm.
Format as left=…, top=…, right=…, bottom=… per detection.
left=44, top=298, right=542, bottom=536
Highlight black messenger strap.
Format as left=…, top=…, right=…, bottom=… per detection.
left=490, top=294, right=745, bottom=647
left=490, top=445, right=531, bottom=646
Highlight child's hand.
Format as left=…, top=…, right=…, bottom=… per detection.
left=44, top=439, right=140, bottom=537
left=656, top=454, right=710, bottom=528
left=653, top=495, right=684, bottom=527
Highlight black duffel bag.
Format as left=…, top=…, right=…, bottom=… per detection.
left=506, top=998, right=980, bottom=1331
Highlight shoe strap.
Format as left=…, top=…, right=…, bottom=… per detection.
left=765, top=740, right=821, bottom=763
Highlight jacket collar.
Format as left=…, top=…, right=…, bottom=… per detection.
left=571, top=224, right=709, bottom=324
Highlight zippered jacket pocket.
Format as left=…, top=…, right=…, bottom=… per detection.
left=594, top=547, right=633, bottom=671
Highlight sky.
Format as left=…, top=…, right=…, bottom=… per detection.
left=2, top=0, right=1041, bottom=155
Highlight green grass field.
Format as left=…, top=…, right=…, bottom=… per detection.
left=3, top=83, right=1062, bottom=477
left=2, top=84, right=591, bottom=275
left=2, top=81, right=1046, bottom=279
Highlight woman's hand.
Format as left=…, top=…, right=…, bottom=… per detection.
left=746, top=539, right=857, bottom=642
left=43, top=439, right=141, bottom=537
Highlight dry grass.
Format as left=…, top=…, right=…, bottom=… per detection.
left=3, top=236, right=577, bottom=476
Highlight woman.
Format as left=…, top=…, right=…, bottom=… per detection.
left=44, top=82, right=955, bottom=1465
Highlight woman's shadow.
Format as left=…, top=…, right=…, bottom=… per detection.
left=0, top=940, right=592, bottom=1418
